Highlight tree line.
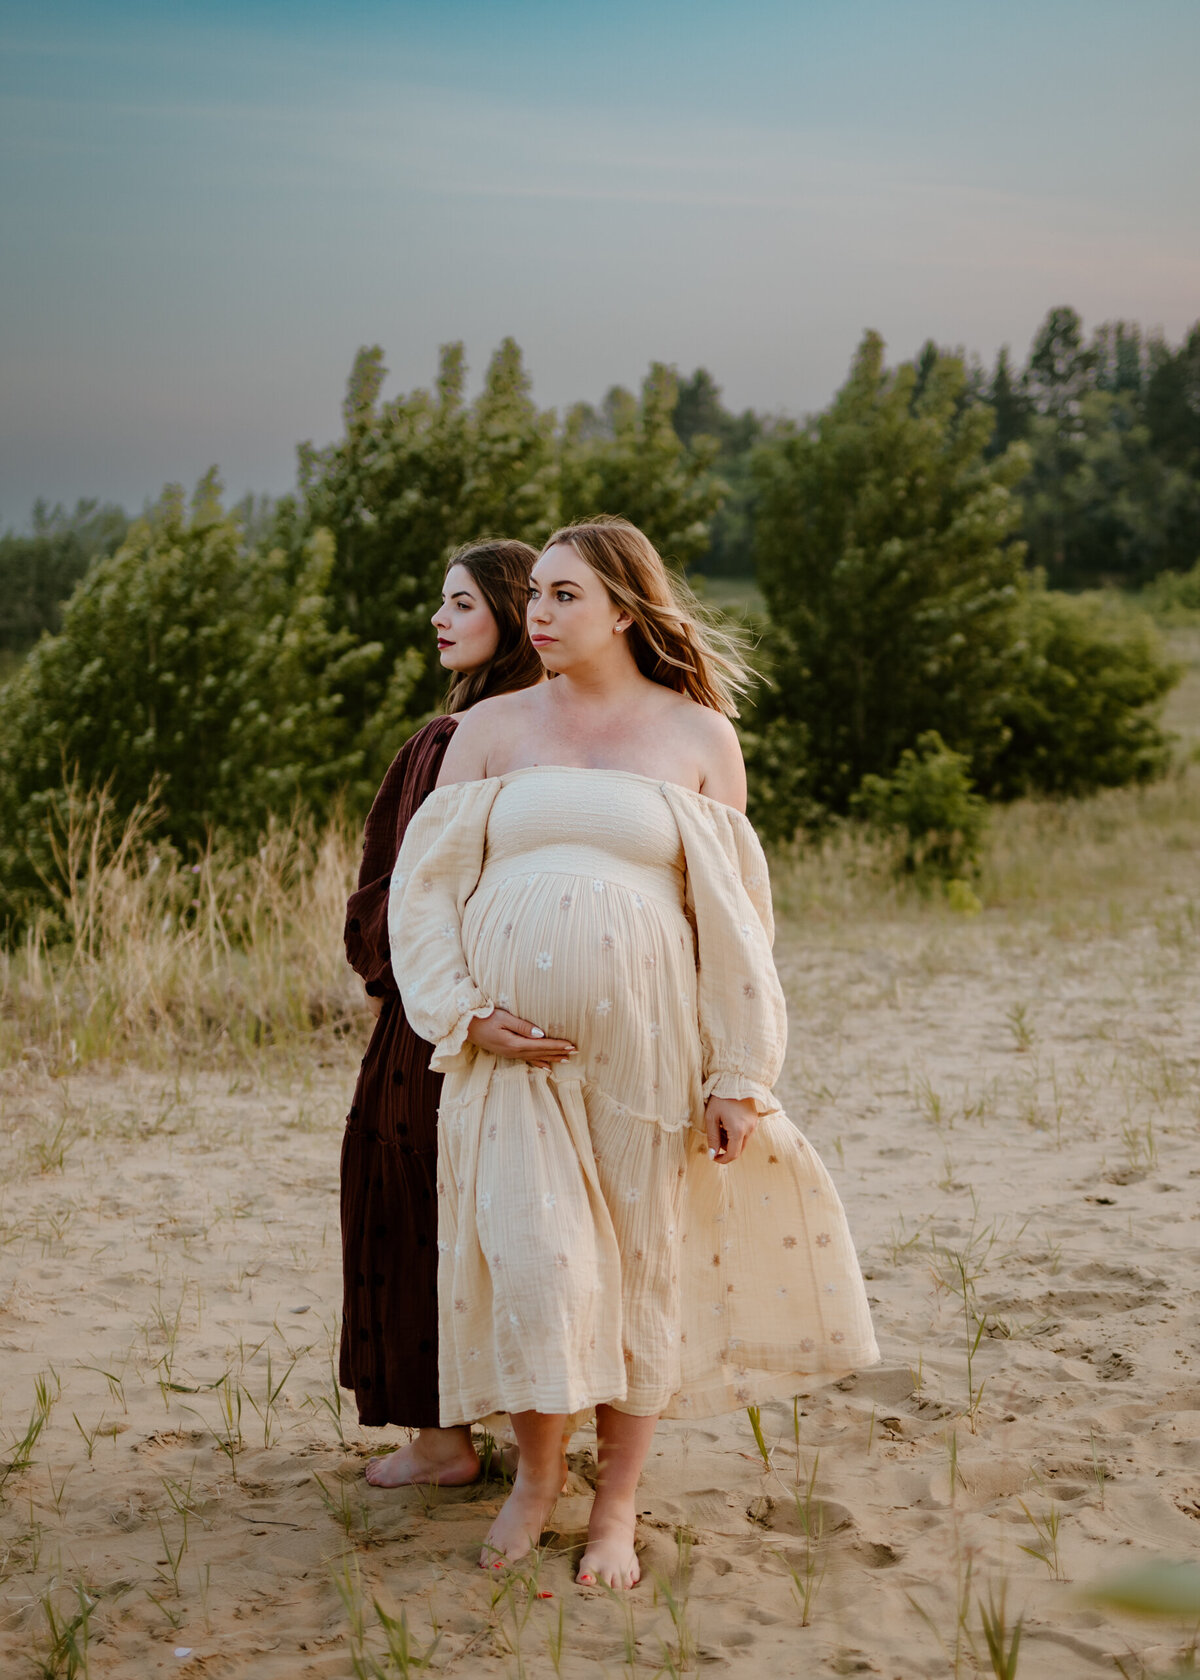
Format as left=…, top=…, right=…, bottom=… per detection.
left=0, top=308, right=1195, bottom=930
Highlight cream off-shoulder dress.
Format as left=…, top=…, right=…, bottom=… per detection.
left=388, top=766, right=878, bottom=1425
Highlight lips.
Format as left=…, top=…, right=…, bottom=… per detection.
left=437, top=639, right=453, bottom=648
left=530, top=635, right=556, bottom=646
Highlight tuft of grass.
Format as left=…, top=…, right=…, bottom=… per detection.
left=978, top=1581, right=1024, bottom=1679
left=31, top=1580, right=94, bottom=1680
left=745, top=1404, right=772, bottom=1470
left=1017, top=1497, right=1066, bottom=1581
left=0, top=1369, right=60, bottom=1501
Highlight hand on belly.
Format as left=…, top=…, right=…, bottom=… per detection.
left=467, top=1008, right=577, bottom=1070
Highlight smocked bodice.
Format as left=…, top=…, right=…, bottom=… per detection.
left=478, top=766, right=686, bottom=907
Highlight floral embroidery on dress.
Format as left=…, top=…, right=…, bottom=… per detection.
left=536, top=950, right=552, bottom=970
left=479, top=1191, right=492, bottom=1210
left=649, top=1022, right=662, bottom=1038
left=816, top=1232, right=831, bottom=1247
left=600, top=932, right=615, bottom=951
left=543, top=1191, right=557, bottom=1208
left=831, top=1330, right=845, bottom=1344
left=633, top=893, right=645, bottom=909
left=782, top=1235, right=797, bottom=1249
left=742, top=982, right=757, bottom=999
left=560, top=893, right=572, bottom=910
left=592, top=879, right=606, bottom=893
left=799, top=1337, right=815, bottom=1353
left=623, top=1186, right=640, bottom=1203
left=595, top=998, right=612, bottom=1016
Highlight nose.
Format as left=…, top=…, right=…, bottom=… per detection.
left=528, top=594, right=550, bottom=626
left=432, top=605, right=450, bottom=629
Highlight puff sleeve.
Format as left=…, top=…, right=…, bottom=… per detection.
left=388, top=777, right=503, bottom=1072
left=664, top=785, right=788, bottom=1116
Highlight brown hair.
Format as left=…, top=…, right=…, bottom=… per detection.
left=441, top=538, right=544, bottom=713
left=540, top=517, right=754, bottom=716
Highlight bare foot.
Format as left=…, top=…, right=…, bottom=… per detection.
left=577, top=1495, right=640, bottom=1589
left=365, top=1430, right=480, bottom=1489
left=479, top=1460, right=566, bottom=1571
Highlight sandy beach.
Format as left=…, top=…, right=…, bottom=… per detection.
left=2, top=835, right=1198, bottom=1679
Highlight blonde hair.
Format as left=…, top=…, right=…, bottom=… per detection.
left=541, top=517, right=754, bottom=716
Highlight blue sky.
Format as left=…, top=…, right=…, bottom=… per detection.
left=2, top=0, right=1198, bottom=526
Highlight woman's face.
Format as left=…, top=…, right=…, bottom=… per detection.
left=431, top=563, right=501, bottom=672
left=527, top=543, right=630, bottom=673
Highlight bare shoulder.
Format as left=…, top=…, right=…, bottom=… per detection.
left=672, top=697, right=746, bottom=811
left=436, top=689, right=540, bottom=786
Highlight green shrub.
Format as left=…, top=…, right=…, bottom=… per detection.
left=852, top=731, right=989, bottom=882
left=740, top=714, right=820, bottom=845
left=0, top=476, right=378, bottom=932
left=985, top=587, right=1178, bottom=799
left=750, top=331, right=1030, bottom=815
left=1139, top=558, right=1200, bottom=623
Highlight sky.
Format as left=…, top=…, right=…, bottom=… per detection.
left=2, top=0, right=1198, bottom=527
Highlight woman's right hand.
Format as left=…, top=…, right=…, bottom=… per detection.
left=466, top=1008, right=576, bottom=1070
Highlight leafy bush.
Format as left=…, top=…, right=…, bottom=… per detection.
left=0, top=476, right=377, bottom=932
left=985, top=588, right=1179, bottom=800
left=1139, top=558, right=1200, bottom=623
left=750, top=331, right=1030, bottom=814
left=853, top=731, right=989, bottom=882
left=740, top=713, right=820, bottom=845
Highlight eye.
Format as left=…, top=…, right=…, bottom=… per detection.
left=555, top=590, right=574, bottom=603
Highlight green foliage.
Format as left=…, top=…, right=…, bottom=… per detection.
left=559, top=361, right=724, bottom=565
left=991, top=308, right=1200, bottom=586
left=672, top=368, right=764, bottom=577
left=986, top=587, right=1179, bottom=799
left=0, top=498, right=128, bottom=652
left=740, top=712, right=819, bottom=845
left=853, top=732, right=989, bottom=882
left=1018, top=385, right=1199, bottom=587
left=299, top=338, right=558, bottom=778
left=751, top=331, right=1029, bottom=814
left=1140, top=557, right=1200, bottom=623
left=0, top=474, right=373, bottom=929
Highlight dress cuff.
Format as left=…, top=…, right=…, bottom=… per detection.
left=429, top=996, right=496, bottom=1073
left=702, top=1070, right=778, bottom=1115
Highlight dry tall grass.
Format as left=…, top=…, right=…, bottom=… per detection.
left=4, top=748, right=1198, bottom=1074
left=1, top=783, right=363, bottom=1073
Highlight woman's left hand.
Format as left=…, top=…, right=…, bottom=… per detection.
left=703, top=1096, right=759, bottom=1165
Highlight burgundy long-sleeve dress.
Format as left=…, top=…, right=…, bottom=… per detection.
left=339, top=714, right=458, bottom=1427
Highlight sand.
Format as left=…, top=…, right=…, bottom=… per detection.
left=2, top=897, right=1198, bottom=1678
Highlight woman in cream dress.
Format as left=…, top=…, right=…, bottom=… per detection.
left=390, top=519, right=877, bottom=1589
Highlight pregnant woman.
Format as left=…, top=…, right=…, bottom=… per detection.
left=389, top=518, right=878, bottom=1584
left=340, top=537, right=542, bottom=1488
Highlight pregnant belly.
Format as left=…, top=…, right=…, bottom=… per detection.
left=462, top=871, right=696, bottom=1062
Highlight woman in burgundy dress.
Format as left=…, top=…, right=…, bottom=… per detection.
left=340, top=538, right=542, bottom=1486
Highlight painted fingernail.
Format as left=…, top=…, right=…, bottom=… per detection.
left=708, top=1148, right=717, bottom=1159
left=530, top=1027, right=545, bottom=1038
